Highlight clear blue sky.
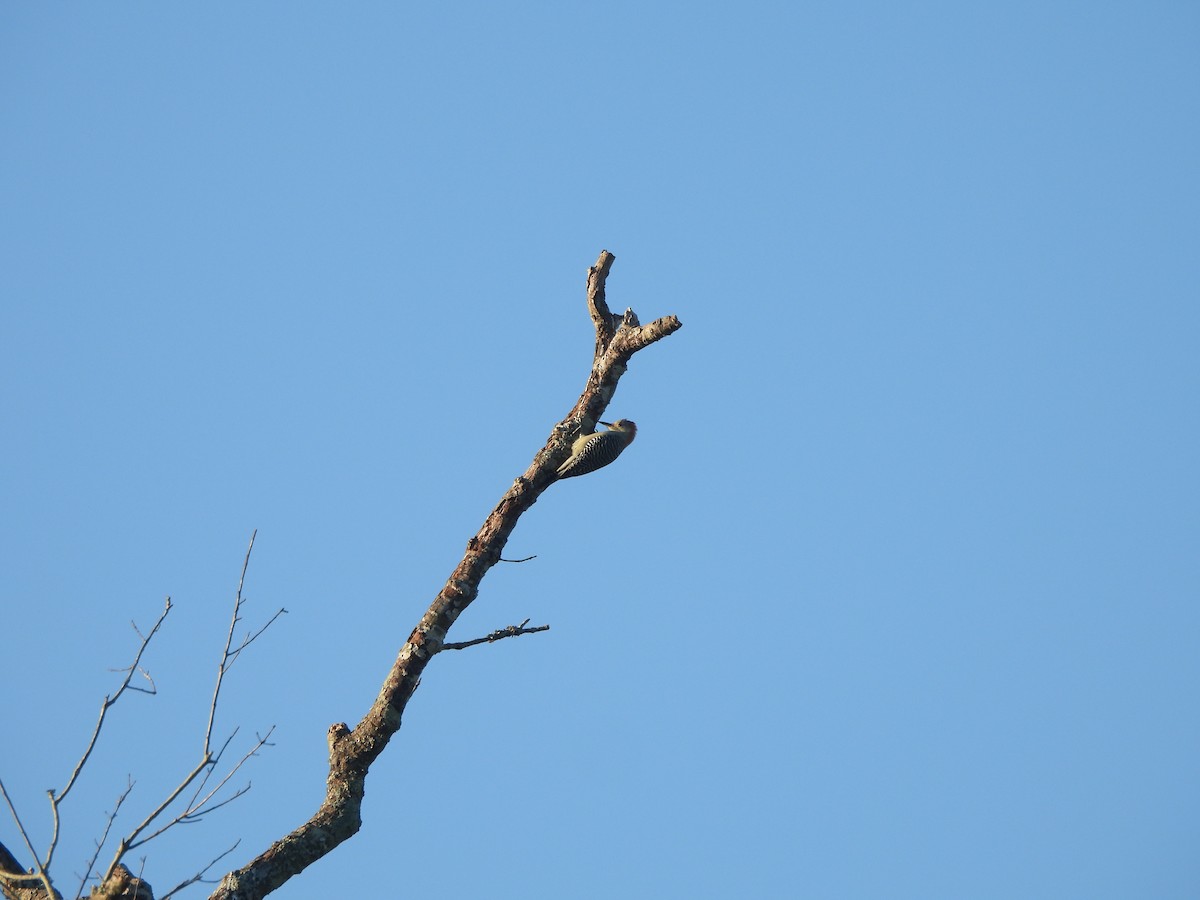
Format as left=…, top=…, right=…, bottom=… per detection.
left=3, top=3, right=1198, bottom=898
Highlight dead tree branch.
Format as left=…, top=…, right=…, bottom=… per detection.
left=99, top=534, right=283, bottom=887
left=159, top=843, right=240, bottom=900
left=209, top=250, right=681, bottom=899
left=74, top=780, right=134, bottom=900
left=0, top=533, right=285, bottom=900
left=440, top=619, right=550, bottom=651
left=62, top=602, right=172, bottom=806
left=0, top=780, right=54, bottom=900
left=1, top=600, right=172, bottom=900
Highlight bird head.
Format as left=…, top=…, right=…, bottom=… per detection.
left=599, top=419, right=637, bottom=443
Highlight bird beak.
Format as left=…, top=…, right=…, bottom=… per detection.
left=598, top=420, right=613, bottom=427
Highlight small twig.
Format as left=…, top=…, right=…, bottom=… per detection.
left=58, top=600, right=172, bottom=805
left=224, top=607, right=286, bottom=674
left=106, top=754, right=210, bottom=877
left=18, top=601, right=170, bottom=897
left=132, top=728, right=274, bottom=848
left=440, top=619, right=550, bottom=651
left=0, top=778, right=55, bottom=900
left=122, top=668, right=157, bottom=696
left=498, top=554, right=537, bottom=563
left=189, top=730, right=272, bottom=812
left=101, top=533, right=280, bottom=883
left=204, top=532, right=286, bottom=743
left=46, top=785, right=61, bottom=871
left=74, top=779, right=134, bottom=900
left=159, top=840, right=241, bottom=900
left=205, top=531, right=255, bottom=756
left=183, top=730, right=238, bottom=814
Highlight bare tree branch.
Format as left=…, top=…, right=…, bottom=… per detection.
left=59, top=601, right=172, bottom=807
left=100, top=534, right=283, bottom=887
left=131, top=729, right=274, bottom=851
left=208, top=250, right=681, bottom=900
left=74, top=780, right=134, bottom=900
left=0, top=780, right=55, bottom=900
left=159, top=843, right=240, bottom=900
left=205, top=532, right=282, bottom=750
left=3, top=533, right=284, bottom=900
left=2, top=253, right=678, bottom=900
left=587, top=249, right=620, bottom=359
left=2, top=599, right=174, bottom=900
left=182, top=733, right=239, bottom=820
left=101, top=757, right=208, bottom=885
left=221, top=609, right=285, bottom=677
left=440, top=619, right=550, bottom=651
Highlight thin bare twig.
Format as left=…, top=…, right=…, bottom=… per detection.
left=0, top=778, right=55, bottom=900
left=46, top=787, right=61, bottom=874
left=159, top=840, right=240, bottom=900
left=131, top=728, right=274, bottom=849
left=74, top=779, right=134, bottom=900
left=440, top=619, right=550, bottom=652
left=179, top=785, right=251, bottom=823
left=187, top=731, right=273, bottom=819
left=99, top=532, right=282, bottom=886
left=58, top=600, right=172, bottom=806
left=223, top=607, right=286, bottom=675
left=104, top=754, right=210, bottom=880
left=183, top=730, right=238, bottom=816
left=3, top=532, right=285, bottom=899
left=205, top=531, right=255, bottom=756
left=3, top=601, right=168, bottom=899
left=498, top=554, right=537, bottom=563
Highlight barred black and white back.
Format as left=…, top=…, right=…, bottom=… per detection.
left=555, top=420, right=637, bottom=479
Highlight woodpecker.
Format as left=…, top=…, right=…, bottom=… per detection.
left=556, top=419, right=638, bottom=480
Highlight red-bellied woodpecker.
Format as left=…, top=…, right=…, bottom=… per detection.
left=555, top=419, right=638, bottom=480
